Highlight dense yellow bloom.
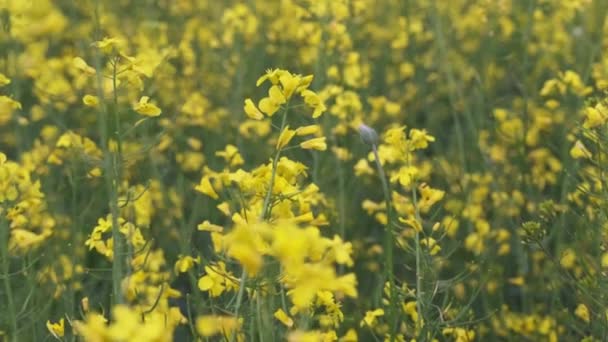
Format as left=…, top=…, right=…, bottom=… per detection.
left=5, top=2, right=608, bottom=340
left=442, top=327, right=475, bottom=342
left=73, top=305, right=185, bottom=342
left=284, top=263, right=357, bottom=311
left=221, top=223, right=268, bottom=275
left=72, top=313, right=108, bottom=341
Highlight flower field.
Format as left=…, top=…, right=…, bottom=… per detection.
left=1, top=0, right=608, bottom=341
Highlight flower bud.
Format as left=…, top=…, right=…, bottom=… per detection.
left=358, top=124, right=379, bottom=146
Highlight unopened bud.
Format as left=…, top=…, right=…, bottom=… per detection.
left=81, top=296, right=90, bottom=312
left=358, top=124, right=379, bottom=146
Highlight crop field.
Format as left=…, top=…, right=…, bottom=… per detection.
left=1, top=0, right=608, bottom=341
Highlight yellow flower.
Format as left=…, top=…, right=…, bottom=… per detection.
left=279, top=73, right=300, bottom=99
left=409, top=128, right=435, bottom=150
left=197, top=220, right=224, bottom=232
left=92, top=37, right=124, bottom=54
left=274, top=308, right=294, bottom=327
left=583, top=105, right=608, bottom=128
left=601, top=252, right=608, bottom=268
left=402, top=301, right=419, bottom=322
left=340, top=329, right=358, bottom=341
left=277, top=126, right=297, bottom=150
left=81, top=297, right=90, bottom=312
left=0, top=73, right=10, bottom=86
left=82, top=94, right=99, bottom=107
left=72, top=57, right=96, bottom=75
left=300, top=89, right=325, bottom=118
left=195, top=176, right=219, bottom=199
left=244, top=98, right=264, bottom=120
left=418, top=183, right=445, bottom=213
left=196, top=315, right=240, bottom=337
left=259, top=97, right=281, bottom=116
left=222, top=223, right=266, bottom=275
left=269, top=85, right=287, bottom=105
left=360, top=308, right=384, bottom=327
left=198, top=262, right=238, bottom=297
left=421, top=237, right=441, bottom=256
left=133, top=96, right=162, bottom=117
left=300, top=137, right=327, bottom=151
left=288, top=330, right=324, bottom=342
left=399, top=215, right=422, bottom=232
left=296, top=124, right=321, bottom=136
left=72, top=313, right=108, bottom=341
left=570, top=140, right=592, bottom=159
left=508, top=276, right=524, bottom=286
left=215, top=144, right=244, bottom=167
left=46, top=318, right=65, bottom=338
left=256, top=68, right=282, bottom=86
left=257, top=83, right=289, bottom=117
left=560, top=248, right=576, bottom=269
left=575, top=304, right=590, bottom=323
left=174, top=255, right=201, bottom=274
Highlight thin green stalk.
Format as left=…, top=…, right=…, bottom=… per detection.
left=108, top=59, right=125, bottom=305
left=92, top=0, right=124, bottom=306
left=371, top=145, right=397, bottom=342
left=261, top=105, right=290, bottom=220
left=410, top=185, right=424, bottom=335
left=337, top=151, right=346, bottom=258
left=256, top=293, right=264, bottom=342
left=1, top=215, right=17, bottom=342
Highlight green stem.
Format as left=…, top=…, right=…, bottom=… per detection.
left=371, top=145, right=397, bottom=342
left=231, top=104, right=290, bottom=342
left=411, top=185, right=424, bottom=335
left=92, top=0, right=124, bottom=306
left=261, top=106, right=290, bottom=220
left=1, top=216, right=17, bottom=342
